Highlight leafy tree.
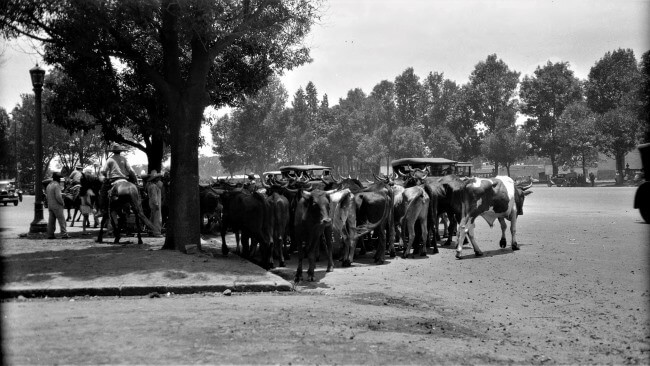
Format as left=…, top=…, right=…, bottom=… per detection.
left=586, top=48, right=644, bottom=181
left=466, top=54, right=520, bottom=173
left=595, top=107, right=645, bottom=180
left=586, top=48, right=641, bottom=114
left=1, top=1, right=321, bottom=251
left=11, top=93, right=72, bottom=185
left=639, top=50, right=650, bottom=142
left=369, top=80, right=396, bottom=174
left=556, top=102, right=599, bottom=177
left=0, top=108, right=13, bottom=175
left=212, top=76, right=288, bottom=174
left=447, top=86, right=482, bottom=161
left=482, top=123, right=528, bottom=177
left=394, top=67, right=423, bottom=128
left=467, top=54, right=520, bottom=132
left=520, top=61, right=584, bottom=176
left=391, top=125, right=426, bottom=160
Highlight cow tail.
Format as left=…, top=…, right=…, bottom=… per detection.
left=355, top=192, right=392, bottom=237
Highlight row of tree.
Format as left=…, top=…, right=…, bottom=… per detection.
left=214, top=49, right=649, bottom=178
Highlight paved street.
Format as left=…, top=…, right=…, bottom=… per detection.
left=1, top=185, right=649, bottom=364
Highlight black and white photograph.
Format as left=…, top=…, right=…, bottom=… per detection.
left=1, top=0, right=648, bottom=364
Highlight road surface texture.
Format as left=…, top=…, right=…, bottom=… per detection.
left=2, top=185, right=649, bottom=364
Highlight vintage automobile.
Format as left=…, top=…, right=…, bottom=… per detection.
left=547, top=172, right=578, bottom=187
left=0, top=179, right=22, bottom=206
left=455, top=161, right=473, bottom=177
left=262, top=171, right=283, bottom=183
left=279, top=165, right=332, bottom=181
left=391, top=157, right=458, bottom=178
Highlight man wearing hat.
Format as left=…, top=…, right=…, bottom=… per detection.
left=142, top=170, right=163, bottom=237
left=46, top=172, right=69, bottom=239
left=99, top=143, right=138, bottom=214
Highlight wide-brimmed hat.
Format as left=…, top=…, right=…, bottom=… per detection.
left=107, top=143, right=127, bottom=152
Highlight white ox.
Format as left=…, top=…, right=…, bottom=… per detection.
left=456, top=176, right=533, bottom=259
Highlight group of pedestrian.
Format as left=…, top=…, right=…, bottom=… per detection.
left=46, top=143, right=164, bottom=239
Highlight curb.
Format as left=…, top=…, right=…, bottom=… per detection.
left=1, top=281, right=293, bottom=299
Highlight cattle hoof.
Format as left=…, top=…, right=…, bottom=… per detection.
left=342, top=260, right=351, bottom=267
left=375, top=258, right=385, bottom=265
left=512, top=242, right=520, bottom=251
left=455, top=252, right=462, bottom=259
left=420, top=251, right=427, bottom=257
left=499, top=238, right=507, bottom=248
left=326, top=266, right=333, bottom=272
left=474, top=251, right=483, bottom=257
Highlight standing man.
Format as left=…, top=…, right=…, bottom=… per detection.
left=99, top=144, right=138, bottom=214
left=143, top=170, right=163, bottom=237
left=46, top=172, right=69, bottom=239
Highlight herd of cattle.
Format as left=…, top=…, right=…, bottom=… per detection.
left=201, top=169, right=534, bottom=283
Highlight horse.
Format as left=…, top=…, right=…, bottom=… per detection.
left=63, top=192, right=81, bottom=225
left=97, top=179, right=155, bottom=244
left=86, top=177, right=154, bottom=244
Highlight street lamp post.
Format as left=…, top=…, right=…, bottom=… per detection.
left=29, top=64, right=47, bottom=233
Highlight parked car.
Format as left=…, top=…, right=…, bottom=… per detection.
left=0, top=180, right=21, bottom=206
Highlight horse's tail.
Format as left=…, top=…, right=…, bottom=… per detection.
left=130, top=191, right=156, bottom=231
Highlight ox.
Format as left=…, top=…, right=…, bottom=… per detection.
left=400, top=184, right=429, bottom=258
left=199, top=185, right=222, bottom=234
left=265, top=185, right=291, bottom=268
left=455, top=176, right=533, bottom=259
left=355, top=180, right=394, bottom=263
left=329, top=188, right=357, bottom=267
left=219, top=190, right=274, bottom=269
left=294, top=189, right=335, bottom=282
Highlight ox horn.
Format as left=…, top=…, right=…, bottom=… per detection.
left=519, top=182, right=533, bottom=191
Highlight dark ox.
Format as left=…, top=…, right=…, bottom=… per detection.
left=220, top=190, right=274, bottom=269
left=199, top=185, right=222, bottom=234
left=265, top=186, right=290, bottom=268
left=294, top=189, right=335, bottom=282
left=355, top=180, right=394, bottom=264
left=456, top=176, right=533, bottom=259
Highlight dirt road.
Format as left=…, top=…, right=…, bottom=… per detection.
left=2, top=185, right=649, bottom=364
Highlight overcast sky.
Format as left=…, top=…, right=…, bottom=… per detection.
left=1, top=0, right=648, bottom=163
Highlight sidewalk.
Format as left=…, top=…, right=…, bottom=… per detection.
left=0, top=228, right=293, bottom=298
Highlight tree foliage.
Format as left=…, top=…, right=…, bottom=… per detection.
left=586, top=48, right=641, bottom=114
left=520, top=61, right=583, bottom=175
left=556, top=102, right=599, bottom=176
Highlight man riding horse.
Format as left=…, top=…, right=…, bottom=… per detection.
left=97, top=143, right=154, bottom=244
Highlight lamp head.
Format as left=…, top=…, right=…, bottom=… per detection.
left=29, top=64, right=45, bottom=88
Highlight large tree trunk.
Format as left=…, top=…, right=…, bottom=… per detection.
left=615, top=152, right=626, bottom=185
left=550, top=155, right=558, bottom=176
left=161, top=96, right=202, bottom=252
left=494, top=161, right=499, bottom=176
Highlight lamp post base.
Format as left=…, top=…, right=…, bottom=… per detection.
left=29, top=201, right=47, bottom=233
left=29, top=220, right=47, bottom=233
